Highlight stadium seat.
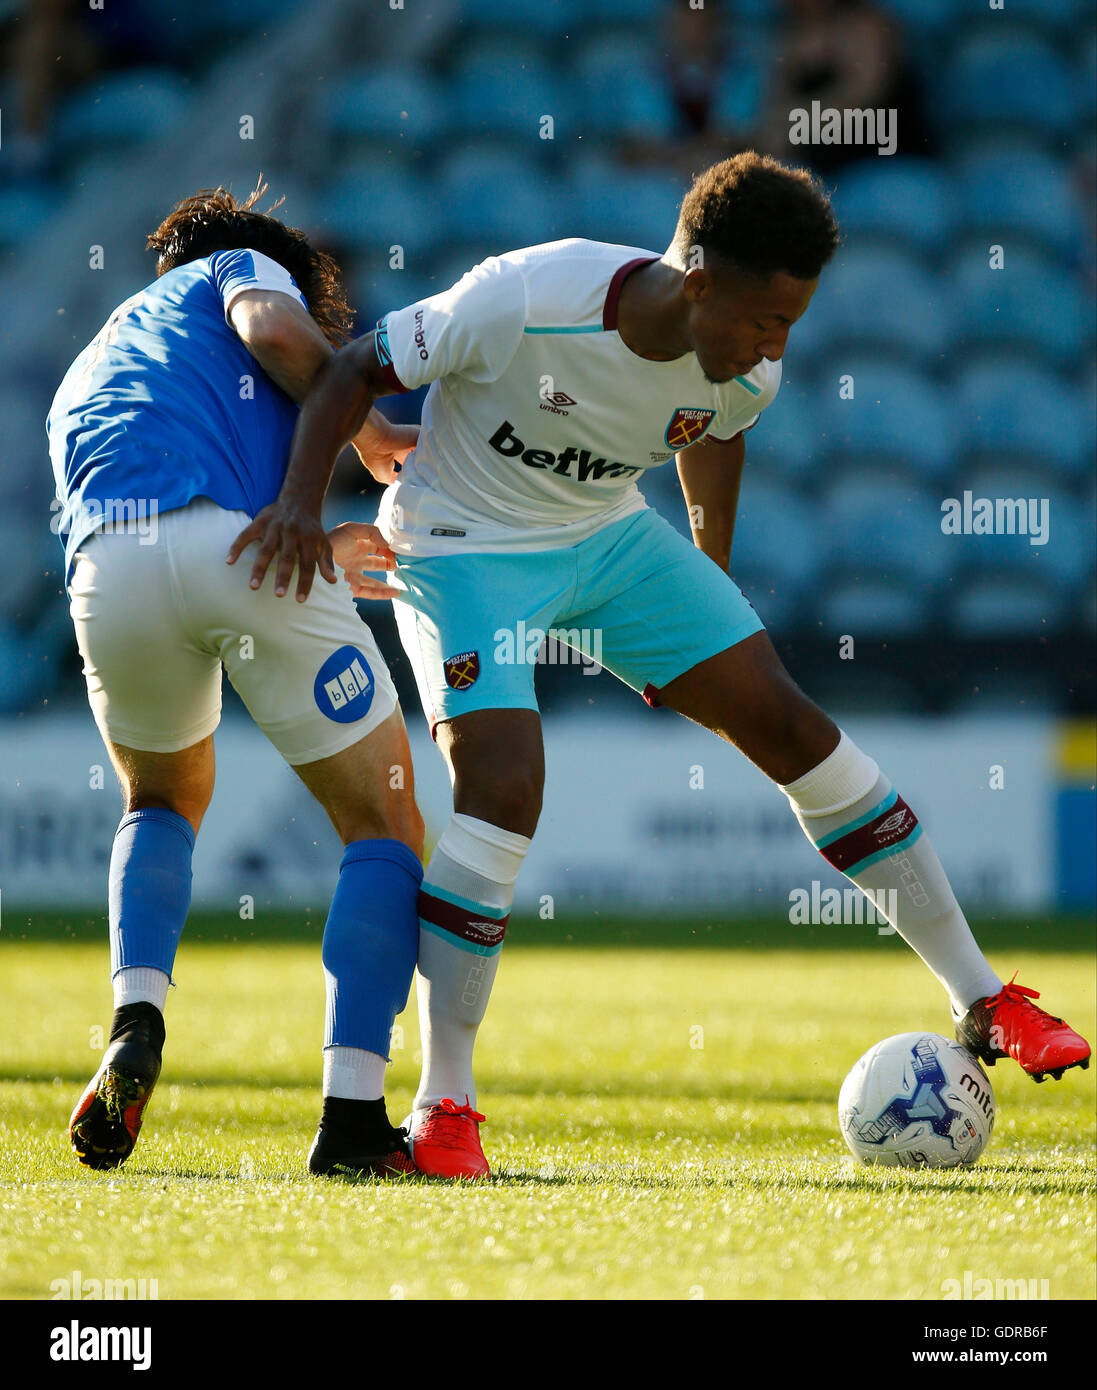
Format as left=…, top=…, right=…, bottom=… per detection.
left=830, top=159, right=954, bottom=255
left=55, top=70, right=192, bottom=157
left=439, top=147, right=573, bottom=249
left=945, top=471, right=1088, bottom=587
left=446, top=0, right=587, bottom=37
left=320, top=69, right=444, bottom=147
left=949, top=247, right=1092, bottom=367
left=817, top=579, right=933, bottom=638
left=801, top=247, right=952, bottom=360
left=321, top=164, right=440, bottom=260
left=0, top=185, right=57, bottom=250
left=564, top=158, right=685, bottom=251
left=822, top=470, right=953, bottom=588
left=450, top=41, right=572, bottom=141
left=955, top=358, right=1089, bottom=478
left=950, top=572, right=1068, bottom=637
left=874, top=0, right=960, bottom=34
left=570, top=32, right=683, bottom=140
left=820, top=357, right=956, bottom=480
left=749, top=381, right=829, bottom=484
left=955, top=149, right=1089, bottom=259
left=938, top=32, right=1082, bottom=139
left=731, top=480, right=821, bottom=606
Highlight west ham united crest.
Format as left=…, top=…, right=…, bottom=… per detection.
left=664, top=406, right=716, bottom=450
left=443, top=650, right=480, bottom=691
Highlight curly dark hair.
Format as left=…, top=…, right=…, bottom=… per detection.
left=674, top=152, right=841, bottom=281
left=146, top=179, right=354, bottom=346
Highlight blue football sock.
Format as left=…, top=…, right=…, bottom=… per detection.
left=322, top=839, right=422, bottom=1059
left=108, top=808, right=196, bottom=983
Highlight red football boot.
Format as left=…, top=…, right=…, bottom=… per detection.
left=70, top=1002, right=164, bottom=1169
left=955, top=975, right=1091, bottom=1082
left=406, top=1097, right=490, bottom=1179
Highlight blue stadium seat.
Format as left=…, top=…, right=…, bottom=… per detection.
left=822, top=471, right=952, bottom=588
left=950, top=573, right=1067, bottom=637
left=0, top=185, right=56, bottom=249
left=939, top=33, right=1082, bottom=138
left=955, top=150, right=1089, bottom=258
left=564, top=158, right=684, bottom=251
left=55, top=70, right=192, bottom=155
left=801, top=247, right=952, bottom=360
left=439, top=147, right=573, bottom=249
left=820, top=357, right=956, bottom=479
left=945, top=472, right=1087, bottom=587
left=571, top=33, right=681, bottom=140
left=955, top=358, right=1089, bottom=478
left=321, top=164, right=440, bottom=260
left=950, top=247, right=1092, bottom=366
left=830, top=160, right=954, bottom=255
left=748, top=383, right=829, bottom=484
left=450, top=41, right=572, bottom=140
left=818, top=580, right=933, bottom=638
left=320, top=69, right=444, bottom=147
left=586, top=0, right=664, bottom=22
left=875, top=0, right=961, bottom=33
left=731, top=479, right=819, bottom=592
left=447, top=0, right=590, bottom=36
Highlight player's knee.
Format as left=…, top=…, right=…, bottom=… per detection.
left=454, top=765, right=543, bottom=839
left=126, top=791, right=209, bottom=834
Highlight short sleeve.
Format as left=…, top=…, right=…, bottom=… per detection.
left=375, top=256, right=526, bottom=394
left=709, top=360, right=782, bottom=442
left=211, top=248, right=308, bottom=323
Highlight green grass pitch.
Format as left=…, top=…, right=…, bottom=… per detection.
left=1, top=917, right=1093, bottom=1301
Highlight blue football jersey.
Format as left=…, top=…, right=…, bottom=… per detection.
left=47, top=248, right=310, bottom=579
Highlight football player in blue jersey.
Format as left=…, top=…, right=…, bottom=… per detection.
left=50, top=183, right=424, bottom=1178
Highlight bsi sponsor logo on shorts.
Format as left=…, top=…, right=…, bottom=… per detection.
left=50, top=495, right=159, bottom=545
left=493, top=619, right=603, bottom=676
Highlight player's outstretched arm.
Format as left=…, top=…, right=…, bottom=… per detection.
left=675, top=430, right=747, bottom=573
left=226, top=331, right=391, bottom=601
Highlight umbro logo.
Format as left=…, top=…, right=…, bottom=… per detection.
left=874, top=809, right=911, bottom=839
left=539, top=388, right=577, bottom=416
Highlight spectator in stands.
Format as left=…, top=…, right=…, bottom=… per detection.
left=754, top=0, right=936, bottom=172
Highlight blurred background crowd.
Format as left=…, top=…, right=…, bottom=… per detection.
left=1, top=0, right=1094, bottom=721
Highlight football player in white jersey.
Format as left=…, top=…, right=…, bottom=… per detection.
left=231, top=152, right=1090, bottom=1178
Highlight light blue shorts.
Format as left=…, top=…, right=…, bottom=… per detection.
left=391, top=508, right=765, bottom=732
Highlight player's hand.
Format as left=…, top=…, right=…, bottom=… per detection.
left=327, top=522, right=402, bottom=601
left=225, top=499, right=336, bottom=602
left=352, top=416, right=418, bottom=486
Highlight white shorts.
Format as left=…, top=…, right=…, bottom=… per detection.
left=68, top=497, right=399, bottom=765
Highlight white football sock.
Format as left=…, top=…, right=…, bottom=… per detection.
left=323, top=1046, right=388, bottom=1102
left=780, top=730, right=1003, bottom=1014
left=113, top=966, right=170, bottom=1011
left=414, top=813, right=530, bottom=1114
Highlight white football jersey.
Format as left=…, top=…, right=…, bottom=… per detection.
left=374, top=238, right=781, bottom=554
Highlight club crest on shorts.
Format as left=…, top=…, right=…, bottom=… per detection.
left=314, top=644, right=375, bottom=723
left=443, top=650, right=480, bottom=691
left=665, top=406, right=716, bottom=450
